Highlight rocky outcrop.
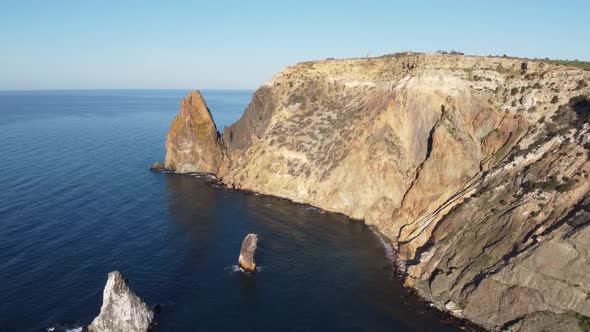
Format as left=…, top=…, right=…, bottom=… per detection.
left=149, top=161, right=165, bottom=171
left=88, top=271, right=154, bottom=332
left=164, top=53, right=590, bottom=331
left=164, top=90, right=224, bottom=174
left=238, top=233, right=258, bottom=272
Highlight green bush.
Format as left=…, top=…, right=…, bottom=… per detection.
left=577, top=313, right=590, bottom=332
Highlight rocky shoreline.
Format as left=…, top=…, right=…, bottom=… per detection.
left=151, top=169, right=488, bottom=331
left=159, top=53, right=590, bottom=331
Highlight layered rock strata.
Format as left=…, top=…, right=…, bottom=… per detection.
left=164, top=53, right=590, bottom=331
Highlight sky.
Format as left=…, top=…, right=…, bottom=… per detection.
left=1, top=0, right=588, bottom=90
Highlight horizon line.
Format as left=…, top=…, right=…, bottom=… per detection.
left=0, top=88, right=257, bottom=92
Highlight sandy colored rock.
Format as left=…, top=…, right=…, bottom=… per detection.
left=238, top=233, right=258, bottom=272
left=88, top=271, right=154, bottom=332
left=164, top=90, right=224, bottom=174
left=149, top=161, right=165, bottom=171
left=162, top=53, right=590, bottom=329
left=510, top=311, right=583, bottom=332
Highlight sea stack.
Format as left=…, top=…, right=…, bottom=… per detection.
left=164, top=90, right=224, bottom=174
left=238, top=233, right=258, bottom=272
left=88, top=271, right=155, bottom=332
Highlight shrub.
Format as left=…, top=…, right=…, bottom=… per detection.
left=521, top=175, right=560, bottom=193
left=551, top=96, right=559, bottom=104
left=577, top=313, right=590, bottom=332
left=575, top=80, right=588, bottom=91
left=556, top=178, right=576, bottom=192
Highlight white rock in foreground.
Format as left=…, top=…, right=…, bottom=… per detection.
left=88, top=271, right=154, bottom=332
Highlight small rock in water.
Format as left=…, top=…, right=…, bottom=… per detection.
left=87, top=271, right=154, bottom=332
left=238, top=233, right=258, bottom=272
left=150, top=161, right=165, bottom=171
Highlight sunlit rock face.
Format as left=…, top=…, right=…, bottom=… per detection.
left=164, top=53, right=590, bottom=331
left=164, top=90, right=224, bottom=174
left=238, top=233, right=258, bottom=272
left=88, top=271, right=154, bottom=332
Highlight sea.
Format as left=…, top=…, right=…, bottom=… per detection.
left=0, top=90, right=470, bottom=332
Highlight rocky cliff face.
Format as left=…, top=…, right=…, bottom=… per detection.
left=88, top=271, right=154, bottom=332
left=164, top=53, right=590, bottom=331
left=164, top=90, right=224, bottom=174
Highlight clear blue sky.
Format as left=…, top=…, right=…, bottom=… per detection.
left=1, top=0, right=588, bottom=90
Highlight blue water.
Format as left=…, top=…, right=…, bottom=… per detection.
left=0, top=90, right=468, bottom=332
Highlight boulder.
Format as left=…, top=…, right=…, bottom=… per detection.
left=88, top=271, right=154, bottom=332
left=238, top=233, right=258, bottom=272
left=149, top=161, right=165, bottom=171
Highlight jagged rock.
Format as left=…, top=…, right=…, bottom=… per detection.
left=238, top=233, right=258, bottom=272
left=444, top=301, right=462, bottom=317
left=149, top=161, right=165, bottom=171
left=162, top=53, right=590, bottom=329
left=88, top=271, right=154, bottom=332
left=223, top=87, right=276, bottom=151
left=164, top=90, right=224, bottom=174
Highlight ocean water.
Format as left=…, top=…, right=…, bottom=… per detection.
left=0, top=90, right=468, bottom=332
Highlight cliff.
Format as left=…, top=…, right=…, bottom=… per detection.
left=164, top=53, right=590, bottom=331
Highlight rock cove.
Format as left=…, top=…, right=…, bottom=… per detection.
left=162, top=53, right=590, bottom=331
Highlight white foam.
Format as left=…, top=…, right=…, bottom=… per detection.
left=225, top=264, right=263, bottom=273
left=371, top=226, right=395, bottom=262
left=226, top=264, right=243, bottom=272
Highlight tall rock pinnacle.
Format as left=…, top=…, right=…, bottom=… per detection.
left=164, top=90, right=224, bottom=174
left=88, top=271, right=154, bottom=332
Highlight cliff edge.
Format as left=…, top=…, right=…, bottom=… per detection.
left=164, top=53, right=590, bottom=331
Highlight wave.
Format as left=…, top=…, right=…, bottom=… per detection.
left=46, top=324, right=83, bottom=332
left=370, top=226, right=395, bottom=262
left=225, top=264, right=263, bottom=273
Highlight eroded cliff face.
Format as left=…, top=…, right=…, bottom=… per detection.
left=164, top=53, right=590, bottom=331
left=164, top=90, right=224, bottom=174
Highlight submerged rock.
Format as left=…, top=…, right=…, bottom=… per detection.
left=238, top=233, right=258, bottom=272
left=88, top=271, right=154, bottom=332
left=149, top=161, right=165, bottom=171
